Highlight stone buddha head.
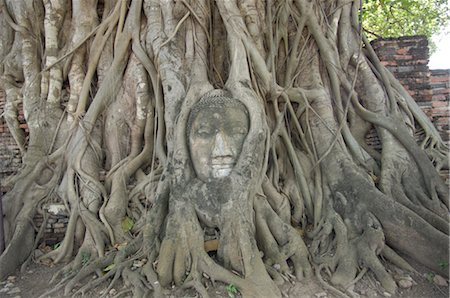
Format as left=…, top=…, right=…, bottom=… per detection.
left=187, top=90, right=249, bottom=182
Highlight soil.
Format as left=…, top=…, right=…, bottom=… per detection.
left=0, top=253, right=448, bottom=298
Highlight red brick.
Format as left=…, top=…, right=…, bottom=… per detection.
left=432, top=95, right=447, bottom=101
left=381, top=61, right=397, bottom=67
left=431, top=109, right=450, bottom=117
left=431, top=76, right=449, bottom=83
left=432, top=88, right=450, bottom=95
left=420, top=94, right=434, bottom=101
left=393, top=54, right=413, bottom=60
left=435, top=117, right=449, bottom=124
left=432, top=101, right=448, bottom=108
left=396, top=48, right=409, bottom=55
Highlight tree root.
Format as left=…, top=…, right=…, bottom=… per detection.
left=254, top=195, right=312, bottom=281
left=310, top=198, right=399, bottom=294
left=315, top=264, right=351, bottom=298
left=391, top=183, right=448, bottom=235
left=65, top=253, right=116, bottom=296
left=381, top=245, right=417, bottom=274
left=1, top=2, right=448, bottom=298
left=156, top=200, right=208, bottom=288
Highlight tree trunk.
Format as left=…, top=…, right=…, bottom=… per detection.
left=0, top=0, right=448, bottom=297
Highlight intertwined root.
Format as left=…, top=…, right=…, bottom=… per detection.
left=80, top=183, right=310, bottom=298
left=152, top=190, right=312, bottom=297
left=310, top=205, right=399, bottom=296
left=2, top=1, right=449, bottom=298
left=33, top=164, right=447, bottom=298
left=156, top=202, right=205, bottom=288
left=255, top=196, right=312, bottom=282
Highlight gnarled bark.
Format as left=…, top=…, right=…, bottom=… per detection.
left=0, top=1, right=448, bottom=297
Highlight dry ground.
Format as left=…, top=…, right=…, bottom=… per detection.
left=0, top=251, right=448, bottom=298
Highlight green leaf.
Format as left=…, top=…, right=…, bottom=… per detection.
left=225, top=284, right=238, bottom=298
left=425, top=272, right=435, bottom=283
left=103, top=263, right=116, bottom=272
left=53, top=242, right=61, bottom=249
left=362, top=0, right=450, bottom=43
left=439, top=260, right=449, bottom=270
left=121, top=216, right=134, bottom=233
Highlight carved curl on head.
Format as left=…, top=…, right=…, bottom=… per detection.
left=186, top=89, right=249, bottom=139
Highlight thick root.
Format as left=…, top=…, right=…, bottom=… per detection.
left=156, top=201, right=204, bottom=287
left=0, top=220, right=34, bottom=280
left=255, top=195, right=312, bottom=281
left=311, top=203, right=397, bottom=294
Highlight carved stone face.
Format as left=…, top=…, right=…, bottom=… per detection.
left=188, top=101, right=249, bottom=182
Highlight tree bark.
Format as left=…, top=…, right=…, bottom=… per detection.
left=0, top=0, right=448, bottom=296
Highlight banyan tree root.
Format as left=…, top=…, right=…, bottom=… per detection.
left=0, top=0, right=448, bottom=297
left=310, top=211, right=393, bottom=295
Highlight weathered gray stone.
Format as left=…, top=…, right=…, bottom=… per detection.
left=397, top=279, right=413, bottom=289
left=314, top=292, right=327, bottom=298
left=7, top=287, right=21, bottom=295
left=7, top=275, right=17, bottom=282
left=433, top=275, right=448, bottom=287
left=46, top=204, right=68, bottom=215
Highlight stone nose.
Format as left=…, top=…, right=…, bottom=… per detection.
left=212, top=132, right=233, bottom=157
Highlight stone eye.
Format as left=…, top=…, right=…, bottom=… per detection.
left=232, top=126, right=247, bottom=135
left=196, top=127, right=214, bottom=137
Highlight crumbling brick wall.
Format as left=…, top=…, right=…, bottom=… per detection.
left=371, top=36, right=449, bottom=146
left=33, top=205, right=69, bottom=246
left=430, top=69, right=450, bottom=181
left=371, top=36, right=432, bottom=103
left=429, top=69, right=450, bottom=144
left=370, top=36, right=449, bottom=183
left=0, top=90, right=23, bottom=194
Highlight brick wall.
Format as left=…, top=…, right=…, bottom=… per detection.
left=371, top=36, right=432, bottom=103
left=371, top=36, right=449, bottom=147
left=430, top=69, right=450, bottom=182
left=34, top=204, right=69, bottom=245
left=430, top=69, right=450, bottom=144
left=0, top=90, right=23, bottom=193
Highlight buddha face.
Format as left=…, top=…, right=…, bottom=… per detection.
left=188, top=102, right=249, bottom=182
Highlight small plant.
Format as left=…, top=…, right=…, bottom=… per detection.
left=425, top=272, right=435, bottom=283
left=121, top=216, right=134, bottom=233
left=103, top=263, right=115, bottom=272
left=53, top=242, right=61, bottom=250
left=81, top=252, right=91, bottom=266
left=438, top=260, right=448, bottom=270
left=225, top=284, right=238, bottom=298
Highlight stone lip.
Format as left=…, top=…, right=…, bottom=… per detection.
left=211, top=166, right=233, bottom=178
